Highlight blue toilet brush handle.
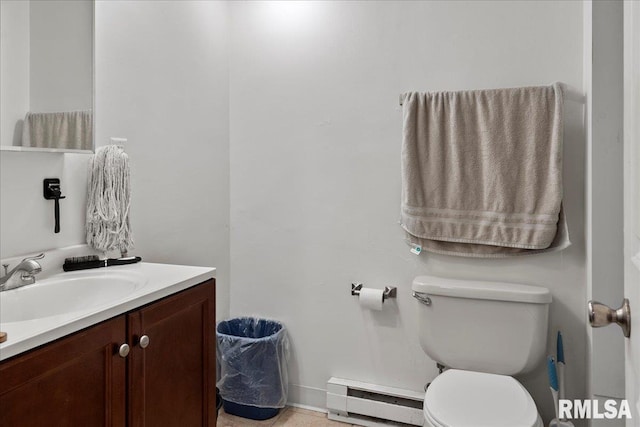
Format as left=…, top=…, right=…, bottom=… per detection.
left=557, top=332, right=566, bottom=419
left=548, top=356, right=559, bottom=421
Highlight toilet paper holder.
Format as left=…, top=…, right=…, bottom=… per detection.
left=351, top=283, right=397, bottom=300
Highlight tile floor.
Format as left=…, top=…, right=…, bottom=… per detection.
left=216, top=406, right=356, bottom=426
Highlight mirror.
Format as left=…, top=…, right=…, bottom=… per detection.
left=0, top=0, right=93, bottom=153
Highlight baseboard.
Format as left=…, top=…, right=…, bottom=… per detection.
left=287, top=402, right=328, bottom=414
left=287, top=383, right=328, bottom=410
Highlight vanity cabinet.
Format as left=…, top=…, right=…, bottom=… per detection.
left=0, top=316, right=127, bottom=426
left=127, top=280, right=216, bottom=427
left=0, top=279, right=216, bottom=427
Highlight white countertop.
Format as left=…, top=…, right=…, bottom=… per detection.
left=0, top=262, right=215, bottom=361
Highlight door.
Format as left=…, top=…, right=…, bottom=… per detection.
left=623, top=2, right=640, bottom=424
left=127, top=280, right=216, bottom=427
left=0, top=316, right=127, bottom=427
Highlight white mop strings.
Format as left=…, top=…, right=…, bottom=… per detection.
left=86, top=145, right=133, bottom=253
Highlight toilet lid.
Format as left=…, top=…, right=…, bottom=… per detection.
left=424, top=369, right=539, bottom=427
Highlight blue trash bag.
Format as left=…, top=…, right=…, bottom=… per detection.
left=216, top=317, right=290, bottom=411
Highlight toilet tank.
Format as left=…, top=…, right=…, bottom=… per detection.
left=412, top=275, right=552, bottom=376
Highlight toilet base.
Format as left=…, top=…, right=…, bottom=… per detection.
left=423, top=407, right=544, bottom=427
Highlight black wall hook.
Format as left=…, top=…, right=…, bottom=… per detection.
left=43, top=178, right=66, bottom=233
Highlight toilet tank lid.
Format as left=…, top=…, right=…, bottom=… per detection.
left=412, top=275, right=552, bottom=304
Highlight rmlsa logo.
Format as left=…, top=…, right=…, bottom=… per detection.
left=559, top=399, right=633, bottom=419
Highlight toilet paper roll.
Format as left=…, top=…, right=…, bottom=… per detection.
left=359, top=288, right=384, bottom=311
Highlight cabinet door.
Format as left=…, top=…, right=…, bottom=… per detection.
left=0, top=316, right=127, bottom=427
left=128, top=279, right=216, bottom=427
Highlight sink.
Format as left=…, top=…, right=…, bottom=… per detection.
left=0, top=270, right=148, bottom=323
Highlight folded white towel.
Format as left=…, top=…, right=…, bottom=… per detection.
left=401, top=84, right=570, bottom=257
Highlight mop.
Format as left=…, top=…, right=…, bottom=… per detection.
left=86, top=145, right=133, bottom=255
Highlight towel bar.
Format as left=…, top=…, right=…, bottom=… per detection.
left=398, top=82, right=585, bottom=106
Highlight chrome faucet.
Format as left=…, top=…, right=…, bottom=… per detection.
left=0, top=253, right=45, bottom=291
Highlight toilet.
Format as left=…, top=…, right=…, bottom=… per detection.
left=412, top=275, right=552, bottom=427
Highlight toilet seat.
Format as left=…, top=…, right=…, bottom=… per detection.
left=424, top=369, right=542, bottom=427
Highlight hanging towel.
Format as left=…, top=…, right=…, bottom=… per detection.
left=400, top=84, right=570, bottom=257
left=22, top=110, right=92, bottom=150
left=86, top=145, right=133, bottom=254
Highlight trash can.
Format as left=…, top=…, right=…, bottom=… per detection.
left=216, top=317, right=289, bottom=420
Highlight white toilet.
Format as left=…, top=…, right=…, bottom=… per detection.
left=412, top=275, right=552, bottom=427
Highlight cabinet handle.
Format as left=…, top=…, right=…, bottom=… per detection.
left=118, top=343, right=130, bottom=358
left=139, top=335, right=150, bottom=349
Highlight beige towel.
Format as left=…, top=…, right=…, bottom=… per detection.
left=400, top=84, right=570, bottom=257
left=22, top=110, right=92, bottom=150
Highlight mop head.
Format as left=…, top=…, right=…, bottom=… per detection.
left=86, top=145, right=133, bottom=253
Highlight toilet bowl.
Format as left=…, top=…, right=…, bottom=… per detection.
left=412, top=276, right=552, bottom=427
left=423, top=370, right=543, bottom=427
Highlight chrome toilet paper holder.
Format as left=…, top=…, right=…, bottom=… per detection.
left=351, top=283, right=397, bottom=300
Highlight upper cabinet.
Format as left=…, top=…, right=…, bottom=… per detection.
left=0, top=0, right=94, bottom=153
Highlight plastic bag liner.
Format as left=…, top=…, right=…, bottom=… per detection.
left=216, top=317, right=289, bottom=410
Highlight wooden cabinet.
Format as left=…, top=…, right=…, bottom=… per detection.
left=0, top=316, right=126, bottom=426
left=128, top=280, right=216, bottom=427
left=0, top=279, right=216, bottom=427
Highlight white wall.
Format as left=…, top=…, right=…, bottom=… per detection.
left=0, top=0, right=95, bottom=258
left=0, top=0, right=30, bottom=146
left=94, top=0, right=230, bottom=319
left=29, top=0, right=93, bottom=112
left=1, top=1, right=231, bottom=320
left=229, top=1, right=586, bottom=424
left=0, top=152, right=90, bottom=258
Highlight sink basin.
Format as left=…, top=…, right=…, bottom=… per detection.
left=0, top=270, right=148, bottom=323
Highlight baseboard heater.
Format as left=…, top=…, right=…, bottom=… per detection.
left=326, top=377, right=425, bottom=426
